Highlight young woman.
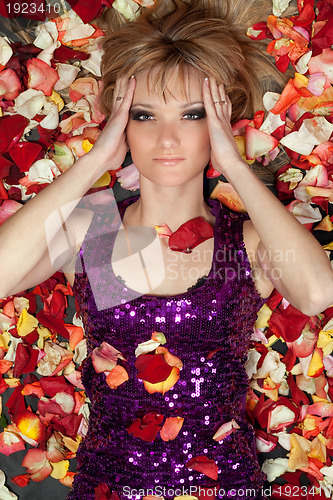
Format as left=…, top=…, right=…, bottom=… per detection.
left=0, top=1, right=332, bottom=499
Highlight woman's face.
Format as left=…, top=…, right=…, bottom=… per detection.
left=126, top=67, right=211, bottom=188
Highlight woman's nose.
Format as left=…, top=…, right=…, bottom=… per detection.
left=157, top=123, right=181, bottom=149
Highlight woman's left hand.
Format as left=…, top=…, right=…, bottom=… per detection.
left=202, top=77, right=244, bottom=176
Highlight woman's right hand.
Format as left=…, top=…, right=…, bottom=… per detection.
left=87, top=75, right=136, bottom=174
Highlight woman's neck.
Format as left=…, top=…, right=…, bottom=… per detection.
left=123, top=174, right=214, bottom=231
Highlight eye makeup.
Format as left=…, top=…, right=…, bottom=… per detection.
left=129, top=105, right=207, bottom=121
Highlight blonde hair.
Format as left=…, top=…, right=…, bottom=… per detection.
left=100, top=0, right=291, bottom=122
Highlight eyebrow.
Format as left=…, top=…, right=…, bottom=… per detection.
left=130, top=101, right=205, bottom=109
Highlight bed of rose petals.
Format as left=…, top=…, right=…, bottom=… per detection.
left=0, top=0, right=332, bottom=498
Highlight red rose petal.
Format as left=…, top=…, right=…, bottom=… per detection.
left=127, top=412, right=164, bottom=442
left=185, top=455, right=218, bottom=480
left=50, top=414, right=83, bottom=439
left=36, top=310, right=70, bottom=339
left=268, top=304, right=309, bottom=342
left=5, top=385, right=26, bottom=418
left=135, top=354, right=173, bottom=384
left=0, top=114, right=29, bottom=154
left=287, top=373, right=309, bottom=406
left=53, top=45, right=90, bottom=63
left=66, top=0, right=104, bottom=23
left=39, top=376, right=74, bottom=398
left=8, top=142, right=43, bottom=172
left=95, top=483, right=113, bottom=500
left=11, top=474, right=31, bottom=487
left=13, top=343, right=39, bottom=377
left=169, top=217, right=214, bottom=253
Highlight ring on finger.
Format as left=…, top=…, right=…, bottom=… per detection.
left=116, top=96, right=124, bottom=101
left=213, top=100, right=226, bottom=105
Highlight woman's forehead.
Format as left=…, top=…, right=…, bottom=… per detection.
left=133, top=66, right=204, bottom=104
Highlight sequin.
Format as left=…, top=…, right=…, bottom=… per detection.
left=68, top=197, right=268, bottom=500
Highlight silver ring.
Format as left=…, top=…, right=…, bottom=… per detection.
left=214, top=100, right=226, bottom=105
left=116, top=96, right=124, bottom=101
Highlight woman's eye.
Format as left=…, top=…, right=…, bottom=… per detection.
left=130, top=111, right=154, bottom=121
left=183, top=110, right=207, bottom=120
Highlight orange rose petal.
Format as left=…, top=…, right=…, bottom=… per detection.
left=288, top=433, right=311, bottom=470
left=155, top=346, right=183, bottom=368
left=160, top=416, right=184, bottom=441
left=210, top=181, right=246, bottom=213
left=308, top=436, right=326, bottom=463
left=308, top=347, right=325, bottom=377
left=105, top=365, right=129, bottom=389
left=59, top=471, right=76, bottom=488
left=22, top=448, right=52, bottom=482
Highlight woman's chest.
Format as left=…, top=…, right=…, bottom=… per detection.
left=111, top=226, right=215, bottom=296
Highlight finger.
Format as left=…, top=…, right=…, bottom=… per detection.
left=218, top=83, right=232, bottom=121
left=112, top=76, right=128, bottom=115
left=210, top=78, right=228, bottom=120
left=202, top=78, right=219, bottom=121
left=112, top=77, right=122, bottom=114
left=120, top=76, right=136, bottom=114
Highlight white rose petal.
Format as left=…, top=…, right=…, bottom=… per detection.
left=263, top=92, right=280, bottom=112
left=269, top=405, right=295, bottom=431
left=54, top=63, right=80, bottom=91
left=276, top=431, right=291, bottom=450
left=14, top=89, right=45, bottom=119
left=81, top=41, right=104, bottom=77
left=289, top=201, right=322, bottom=224
left=295, top=51, right=312, bottom=74
left=28, top=159, right=58, bottom=183
left=260, top=111, right=285, bottom=135
left=280, top=116, right=333, bottom=155
left=73, top=339, right=87, bottom=366
left=40, top=102, right=59, bottom=130
left=113, top=0, right=140, bottom=21
left=0, top=36, right=13, bottom=66
left=261, top=458, right=290, bottom=482
left=245, top=349, right=261, bottom=379
left=34, top=21, right=59, bottom=48
left=62, top=22, right=95, bottom=44
left=37, top=40, right=61, bottom=66
left=135, top=339, right=161, bottom=357
left=272, top=0, right=291, bottom=17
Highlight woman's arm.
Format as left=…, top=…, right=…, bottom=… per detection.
left=203, top=78, right=333, bottom=316
left=0, top=76, right=136, bottom=299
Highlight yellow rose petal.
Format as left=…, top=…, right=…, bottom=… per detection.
left=82, top=139, right=93, bottom=153
left=91, top=171, right=111, bottom=188
left=50, top=460, right=70, bottom=479
left=17, top=309, right=38, bottom=337
left=50, top=91, right=65, bottom=111
left=255, top=303, right=273, bottom=329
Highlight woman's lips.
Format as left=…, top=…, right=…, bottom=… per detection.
left=153, top=157, right=185, bottom=166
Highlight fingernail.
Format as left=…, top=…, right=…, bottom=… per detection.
left=204, top=78, right=209, bottom=85
left=130, top=75, right=135, bottom=79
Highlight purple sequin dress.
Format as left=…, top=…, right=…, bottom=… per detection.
left=68, top=197, right=267, bottom=500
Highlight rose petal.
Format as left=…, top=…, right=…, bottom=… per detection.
left=91, top=342, right=126, bottom=373
left=160, top=416, right=184, bottom=441
left=27, top=58, right=59, bottom=96
left=21, top=449, right=52, bottom=482
left=185, top=455, right=218, bottom=480
left=210, top=181, right=246, bottom=213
